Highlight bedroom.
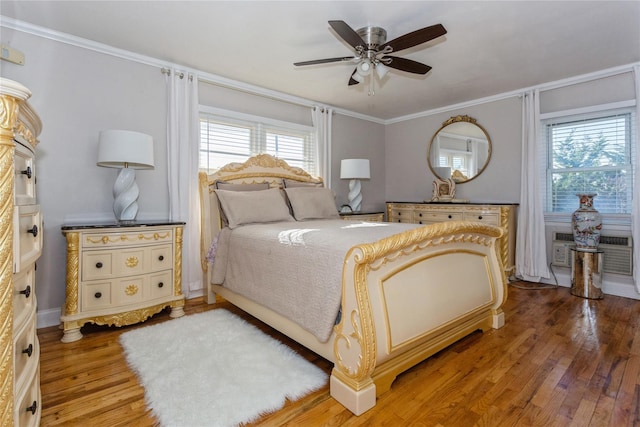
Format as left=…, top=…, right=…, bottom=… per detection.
left=1, top=0, right=640, bottom=425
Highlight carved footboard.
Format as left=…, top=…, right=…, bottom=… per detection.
left=330, top=221, right=506, bottom=415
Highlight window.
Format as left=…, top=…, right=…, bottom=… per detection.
left=544, top=109, right=635, bottom=214
left=199, top=109, right=316, bottom=175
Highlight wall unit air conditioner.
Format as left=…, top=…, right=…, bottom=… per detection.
left=551, top=231, right=634, bottom=275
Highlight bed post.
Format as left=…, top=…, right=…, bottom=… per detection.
left=329, top=245, right=378, bottom=415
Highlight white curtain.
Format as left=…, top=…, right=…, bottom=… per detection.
left=516, top=89, right=551, bottom=281
left=633, top=65, right=640, bottom=293
left=166, top=68, right=202, bottom=297
left=312, top=106, right=332, bottom=186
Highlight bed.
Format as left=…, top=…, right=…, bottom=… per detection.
left=199, top=154, right=507, bottom=415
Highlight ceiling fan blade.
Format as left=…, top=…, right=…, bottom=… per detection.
left=329, top=20, right=366, bottom=49
left=348, top=68, right=360, bottom=85
left=380, top=24, right=447, bottom=53
left=382, top=56, right=432, bottom=74
left=294, top=56, right=356, bottom=66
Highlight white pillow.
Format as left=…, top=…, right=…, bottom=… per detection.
left=284, top=187, right=339, bottom=220
left=215, top=188, right=294, bottom=229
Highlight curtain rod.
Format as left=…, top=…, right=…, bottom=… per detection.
left=161, top=67, right=193, bottom=82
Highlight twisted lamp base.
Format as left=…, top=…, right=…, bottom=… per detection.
left=347, top=179, right=363, bottom=212
left=112, top=168, right=139, bottom=221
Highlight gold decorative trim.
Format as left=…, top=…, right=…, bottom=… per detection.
left=125, top=284, right=139, bottom=296
left=441, top=114, right=477, bottom=127
left=86, top=231, right=171, bottom=245
left=174, top=226, right=184, bottom=296
left=125, top=256, right=139, bottom=268
left=64, top=232, right=80, bottom=315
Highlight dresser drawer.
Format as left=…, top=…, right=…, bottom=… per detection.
left=14, top=141, right=36, bottom=206
left=463, top=212, right=500, bottom=226
left=82, top=281, right=113, bottom=311
left=149, top=270, right=173, bottom=299
left=14, top=367, right=41, bottom=427
left=13, top=266, right=36, bottom=328
left=82, top=244, right=173, bottom=280
left=389, top=208, right=414, bottom=223
left=114, top=276, right=146, bottom=306
left=13, top=315, right=39, bottom=394
left=413, top=209, right=463, bottom=224
left=13, top=205, right=42, bottom=274
left=82, top=228, right=174, bottom=249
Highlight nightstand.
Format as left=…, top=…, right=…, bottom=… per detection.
left=339, top=211, right=385, bottom=222
left=60, top=221, right=186, bottom=342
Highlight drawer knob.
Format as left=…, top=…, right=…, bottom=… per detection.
left=448, top=215, right=452, bottom=219
left=478, top=216, right=483, bottom=220
left=398, top=212, right=402, bottom=215
left=27, top=224, right=38, bottom=237
left=96, top=262, right=103, bottom=269
left=158, top=255, right=164, bottom=261
left=158, top=282, right=164, bottom=288
left=19, top=285, right=31, bottom=298
left=95, top=292, right=102, bottom=299
left=419, top=213, right=422, bottom=217
left=21, top=166, right=32, bottom=179
left=419, top=221, right=423, bottom=224
left=26, top=401, right=37, bottom=415
left=22, top=343, right=33, bottom=357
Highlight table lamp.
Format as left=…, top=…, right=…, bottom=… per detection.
left=97, top=130, right=155, bottom=221
left=340, top=159, right=370, bottom=212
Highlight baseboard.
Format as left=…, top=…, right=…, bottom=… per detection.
left=37, top=307, right=62, bottom=329
left=541, top=268, right=639, bottom=300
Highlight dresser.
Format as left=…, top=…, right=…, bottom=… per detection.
left=386, top=202, right=517, bottom=275
left=60, top=221, right=186, bottom=342
left=1, top=79, right=43, bottom=427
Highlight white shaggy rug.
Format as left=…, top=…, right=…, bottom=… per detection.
left=120, top=309, right=327, bottom=427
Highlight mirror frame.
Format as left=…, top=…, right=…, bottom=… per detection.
left=427, top=115, right=492, bottom=184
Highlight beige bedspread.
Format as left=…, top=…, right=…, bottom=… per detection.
left=211, top=219, right=419, bottom=342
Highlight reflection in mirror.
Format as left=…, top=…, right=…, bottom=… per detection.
left=428, top=115, right=492, bottom=183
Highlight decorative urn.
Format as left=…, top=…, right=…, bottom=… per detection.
left=571, top=193, right=602, bottom=251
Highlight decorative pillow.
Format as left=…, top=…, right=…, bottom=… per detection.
left=214, top=181, right=270, bottom=226
left=215, top=188, right=294, bottom=229
left=282, top=178, right=323, bottom=188
left=284, top=187, right=340, bottom=220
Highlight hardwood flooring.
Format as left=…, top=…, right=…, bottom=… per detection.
left=38, top=282, right=640, bottom=426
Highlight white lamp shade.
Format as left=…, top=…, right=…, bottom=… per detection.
left=375, top=62, right=390, bottom=79
left=97, top=129, right=155, bottom=169
left=340, top=159, right=370, bottom=179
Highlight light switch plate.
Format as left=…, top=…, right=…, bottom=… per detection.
left=1, top=44, right=25, bottom=65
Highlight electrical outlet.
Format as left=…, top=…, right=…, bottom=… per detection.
left=1, top=44, right=25, bottom=65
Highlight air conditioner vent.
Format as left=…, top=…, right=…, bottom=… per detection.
left=554, top=232, right=574, bottom=242
left=551, top=231, right=633, bottom=275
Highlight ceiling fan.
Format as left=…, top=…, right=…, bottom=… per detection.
left=294, top=20, right=447, bottom=94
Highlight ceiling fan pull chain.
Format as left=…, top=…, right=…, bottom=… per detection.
left=368, top=74, right=375, bottom=96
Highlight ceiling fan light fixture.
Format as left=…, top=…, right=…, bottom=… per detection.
left=352, top=72, right=364, bottom=83
left=375, top=62, right=390, bottom=79
left=356, top=59, right=372, bottom=76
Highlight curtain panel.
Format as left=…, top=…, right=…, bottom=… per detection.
left=633, top=65, right=640, bottom=293
left=166, top=68, right=202, bottom=297
left=516, top=89, right=551, bottom=281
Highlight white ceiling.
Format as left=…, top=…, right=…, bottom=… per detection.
left=2, top=1, right=639, bottom=120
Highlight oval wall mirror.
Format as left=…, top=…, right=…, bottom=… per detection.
left=427, top=115, right=492, bottom=183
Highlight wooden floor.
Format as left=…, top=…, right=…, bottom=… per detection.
left=38, top=282, right=640, bottom=426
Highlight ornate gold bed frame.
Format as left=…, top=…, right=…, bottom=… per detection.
left=199, top=154, right=507, bottom=415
